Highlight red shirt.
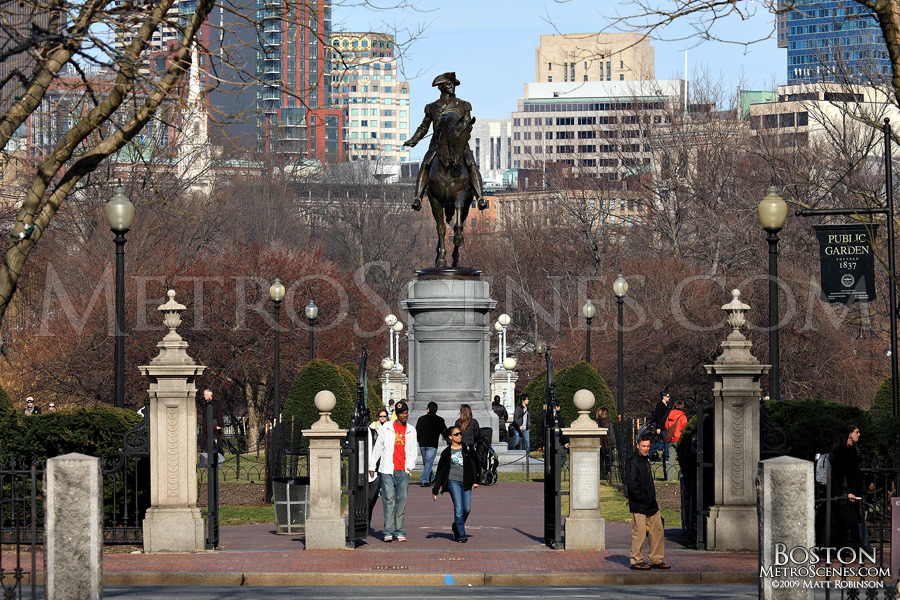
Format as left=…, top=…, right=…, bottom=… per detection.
left=392, top=421, right=408, bottom=471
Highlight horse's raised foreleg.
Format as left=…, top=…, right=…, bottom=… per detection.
left=429, top=196, right=447, bottom=268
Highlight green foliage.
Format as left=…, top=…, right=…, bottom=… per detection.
left=870, top=377, right=894, bottom=422
left=764, top=399, right=867, bottom=460
left=338, top=362, right=384, bottom=424
left=283, top=359, right=354, bottom=431
left=0, top=384, right=15, bottom=426
left=522, top=362, right=616, bottom=448
left=0, top=407, right=142, bottom=465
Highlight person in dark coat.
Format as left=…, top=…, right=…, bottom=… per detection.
left=432, top=426, right=481, bottom=543
left=624, top=433, right=670, bottom=570
left=491, top=396, right=508, bottom=443
left=828, top=423, right=874, bottom=551
left=415, top=402, right=446, bottom=486
left=648, top=391, right=671, bottom=462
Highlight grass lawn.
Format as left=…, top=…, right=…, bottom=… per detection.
left=219, top=505, right=275, bottom=526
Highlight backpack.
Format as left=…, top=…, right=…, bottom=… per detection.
left=815, top=453, right=830, bottom=485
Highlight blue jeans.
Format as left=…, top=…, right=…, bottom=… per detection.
left=649, top=438, right=669, bottom=462
left=521, top=429, right=530, bottom=452
left=381, top=470, right=409, bottom=538
left=420, top=447, right=437, bottom=484
left=447, top=479, right=471, bottom=539
left=507, top=429, right=519, bottom=451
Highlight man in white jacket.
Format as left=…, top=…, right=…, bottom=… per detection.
left=368, top=400, right=418, bottom=542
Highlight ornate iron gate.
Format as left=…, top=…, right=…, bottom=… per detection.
left=101, top=404, right=151, bottom=544
left=346, top=346, right=370, bottom=545
left=0, top=464, right=39, bottom=600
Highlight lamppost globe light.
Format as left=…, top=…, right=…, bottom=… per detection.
left=503, top=357, right=517, bottom=370
left=394, top=362, right=403, bottom=373
left=613, top=273, right=628, bottom=298
left=498, top=313, right=511, bottom=327
left=582, top=299, right=596, bottom=319
left=495, top=363, right=503, bottom=372
left=381, top=357, right=394, bottom=370
left=494, top=321, right=503, bottom=332
left=305, top=300, right=319, bottom=321
left=535, top=342, right=546, bottom=355
left=385, top=313, right=398, bottom=327
left=392, top=321, right=404, bottom=333
left=269, top=278, right=285, bottom=303
left=758, top=185, right=788, bottom=230
left=105, top=187, right=135, bottom=231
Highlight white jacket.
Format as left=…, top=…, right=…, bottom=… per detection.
left=369, top=419, right=418, bottom=475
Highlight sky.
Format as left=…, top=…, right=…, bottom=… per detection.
left=336, top=0, right=786, bottom=160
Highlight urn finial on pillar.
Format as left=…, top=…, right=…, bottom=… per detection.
left=723, top=289, right=750, bottom=340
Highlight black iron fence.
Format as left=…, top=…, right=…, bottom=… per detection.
left=0, top=464, right=39, bottom=600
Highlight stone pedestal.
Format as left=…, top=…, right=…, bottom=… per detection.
left=303, top=390, right=348, bottom=550
left=490, top=369, right=519, bottom=413
left=139, top=290, right=207, bottom=553
left=704, top=290, right=768, bottom=552
left=402, top=269, right=499, bottom=444
left=45, top=454, right=102, bottom=600
left=758, top=456, right=815, bottom=600
left=561, top=390, right=606, bottom=551
left=381, top=370, right=409, bottom=407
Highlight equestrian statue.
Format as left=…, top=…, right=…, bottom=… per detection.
left=403, top=72, right=487, bottom=268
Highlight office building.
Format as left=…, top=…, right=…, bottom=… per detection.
left=329, top=32, right=411, bottom=162
left=778, top=0, right=890, bottom=85
left=534, top=33, right=655, bottom=84
left=470, top=118, right=512, bottom=184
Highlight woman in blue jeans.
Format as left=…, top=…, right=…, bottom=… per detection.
left=432, top=426, right=482, bottom=543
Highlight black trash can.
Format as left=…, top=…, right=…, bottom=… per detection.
left=273, top=476, right=309, bottom=535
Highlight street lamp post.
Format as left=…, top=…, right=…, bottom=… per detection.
left=582, top=299, right=596, bottom=364
left=381, top=357, right=394, bottom=408
left=269, top=278, right=285, bottom=425
left=305, top=300, right=318, bottom=361
left=758, top=185, right=788, bottom=402
left=496, top=313, right=512, bottom=410
left=613, top=273, right=628, bottom=418
left=106, top=186, right=135, bottom=410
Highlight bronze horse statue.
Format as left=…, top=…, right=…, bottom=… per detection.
left=425, top=112, right=481, bottom=268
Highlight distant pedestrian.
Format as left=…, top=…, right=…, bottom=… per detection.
left=369, top=400, right=418, bottom=543
left=432, top=426, right=481, bottom=543
left=416, top=402, right=446, bottom=487
left=625, top=433, right=670, bottom=570
left=47, top=402, right=56, bottom=413
left=662, top=400, right=687, bottom=481
left=367, top=409, right=390, bottom=527
left=828, top=423, right=874, bottom=551
left=491, top=396, right=508, bottom=443
left=23, top=397, right=41, bottom=415
left=648, top=391, right=672, bottom=462
left=455, top=404, right=481, bottom=448
left=510, top=395, right=530, bottom=451
left=388, top=399, right=397, bottom=420
left=596, top=406, right=615, bottom=479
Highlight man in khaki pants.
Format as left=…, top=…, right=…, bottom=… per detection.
left=624, top=433, right=671, bottom=570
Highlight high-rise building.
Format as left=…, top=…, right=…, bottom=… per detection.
left=778, top=0, right=890, bottom=85
left=328, top=32, right=411, bottom=162
left=111, top=0, right=183, bottom=60
left=470, top=118, right=512, bottom=184
left=0, top=0, right=59, bottom=119
left=534, top=33, right=655, bottom=84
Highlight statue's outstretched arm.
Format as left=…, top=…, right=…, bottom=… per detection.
left=405, top=108, right=432, bottom=147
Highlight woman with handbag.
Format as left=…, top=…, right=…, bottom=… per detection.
left=432, top=426, right=482, bottom=543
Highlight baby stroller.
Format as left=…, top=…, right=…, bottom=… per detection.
left=475, top=427, right=499, bottom=486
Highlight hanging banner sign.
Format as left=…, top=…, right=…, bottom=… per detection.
left=813, top=224, right=878, bottom=304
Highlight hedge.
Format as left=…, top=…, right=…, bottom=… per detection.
left=338, top=362, right=384, bottom=424
left=282, top=359, right=355, bottom=433
left=0, top=407, right=142, bottom=465
left=521, top=361, right=616, bottom=449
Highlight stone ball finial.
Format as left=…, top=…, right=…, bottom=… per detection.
left=314, top=390, right=337, bottom=413
left=573, top=389, right=595, bottom=411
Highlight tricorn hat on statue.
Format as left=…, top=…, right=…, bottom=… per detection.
left=432, top=72, right=460, bottom=87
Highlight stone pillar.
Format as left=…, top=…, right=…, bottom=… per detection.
left=704, top=289, right=769, bottom=552
left=380, top=370, right=409, bottom=407
left=757, top=456, right=815, bottom=600
left=561, top=390, right=606, bottom=551
left=303, top=390, right=348, bottom=550
left=45, top=454, right=102, bottom=600
left=403, top=269, right=499, bottom=444
left=139, top=290, right=207, bottom=553
left=490, top=369, right=519, bottom=411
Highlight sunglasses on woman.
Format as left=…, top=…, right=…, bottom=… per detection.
left=450, top=431, right=461, bottom=437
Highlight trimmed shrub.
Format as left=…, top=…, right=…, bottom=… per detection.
left=338, top=362, right=384, bottom=425
left=283, top=359, right=354, bottom=432
left=0, top=407, right=142, bottom=465
left=870, top=377, right=894, bottom=422
left=764, top=399, right=867, bottom=461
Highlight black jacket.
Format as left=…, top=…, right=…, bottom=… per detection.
left=829, top=444, right=866, bottom=496
left=651, top=400, right=670, bottom=431
left=455, top=418, right=481, bottom=447
left=416, top=412, right=447, bottom=448
left=513, top=403, right=530, bottom=429
left=624, top=450, right=658, bottom=515
left=492, top=403, right=508, bottom=423
left=432, top=444, right=481, bottom=495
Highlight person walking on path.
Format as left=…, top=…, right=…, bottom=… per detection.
left=416, top=402, right=446, bottom=487
left=369, top=400, right=418, bottom=543
left=491, top=396, right=508, bottom=443
left=663, top=400, right=688, bottom=481
left=596, top=406, right=615, bottom=479
left=455, top=404, right=481, bottom=448
left=510, top=395, right=530, bottom=451
left=432, top=426, right=481, bottom=543
left=366, top=409, right=390, bottom=528
left=828, top=423, right=874, bottom=551
left=648, top=391, right=671, bottom=463
left=625, top=432, right=670, bottom=571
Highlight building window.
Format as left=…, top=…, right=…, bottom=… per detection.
left=548, top=76, right=552, bottom=82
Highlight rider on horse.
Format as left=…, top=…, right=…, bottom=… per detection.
left=403, top=72, right=487, bottom=212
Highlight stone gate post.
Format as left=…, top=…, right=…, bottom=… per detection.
left=704, top=289, right=769, bottom=552
left=561, top=389, right=606, bottom=550
left=139, top=290, right=207, bottom=553
left=303, top=390, right=348, bottom=550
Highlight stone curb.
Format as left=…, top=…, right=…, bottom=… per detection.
left=101, top=571, right=758, bottom=587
